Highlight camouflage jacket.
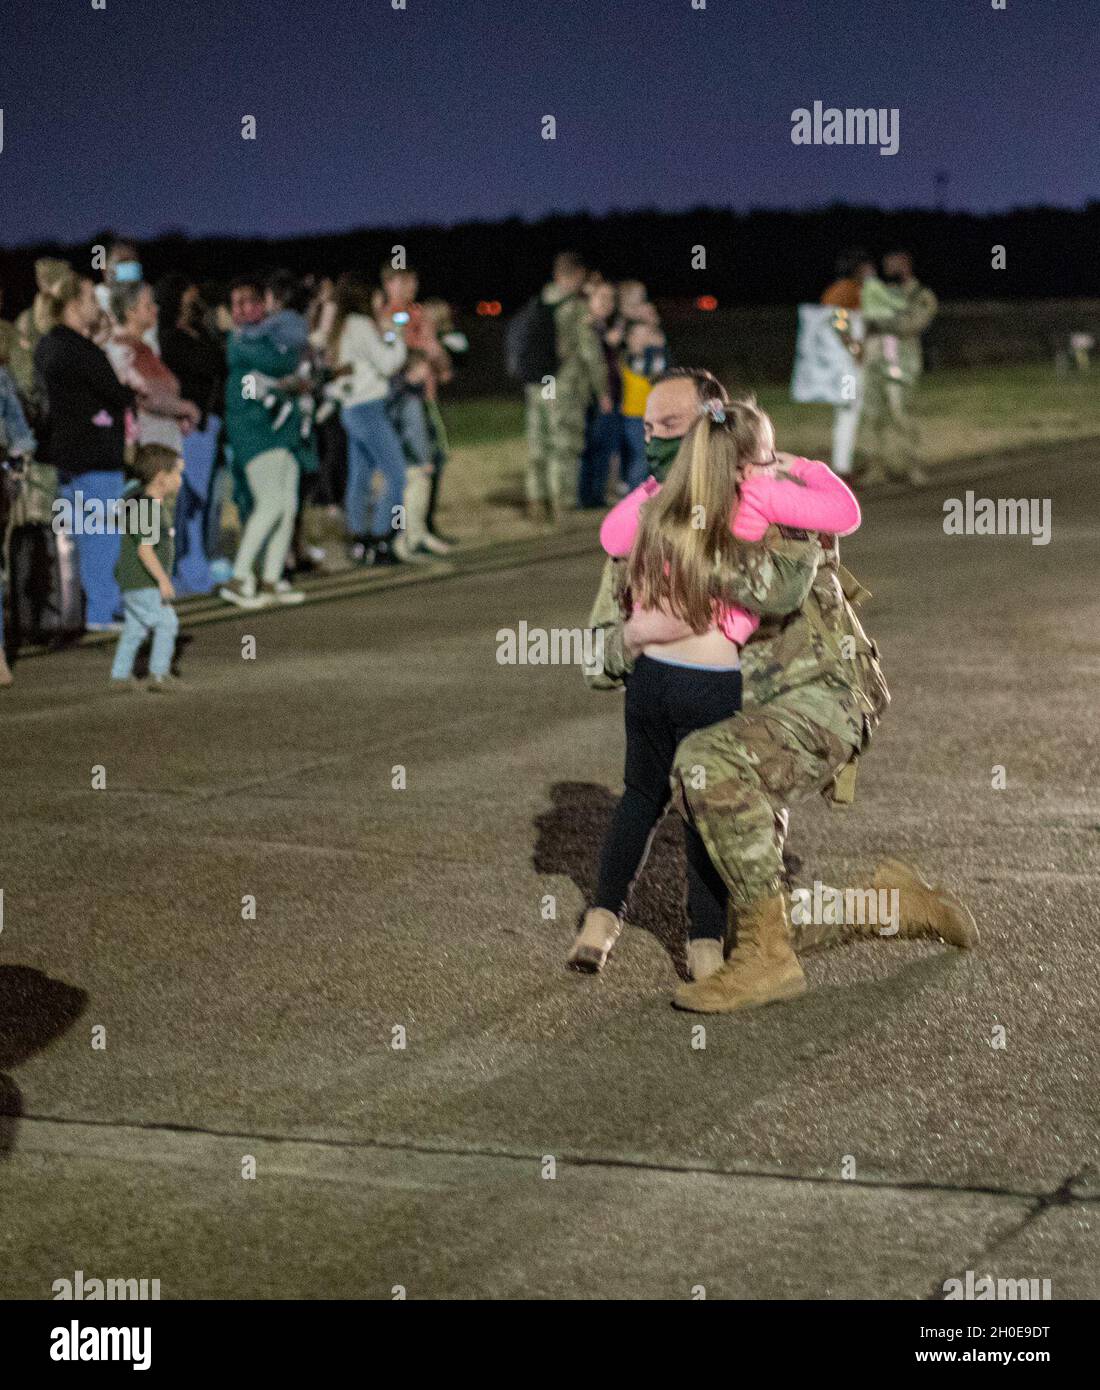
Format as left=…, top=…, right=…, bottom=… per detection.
left=736, top=536, right=889, bottom=756
left=544, top=284, right=608, bottom=410
left=862, top=280, right=938, bottom=385
left=585, top=525, right=821, bottom=692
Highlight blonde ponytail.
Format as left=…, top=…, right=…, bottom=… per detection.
left=32, top=261, right=81, bottom=333
left=627, top=396, right=776, bottom=632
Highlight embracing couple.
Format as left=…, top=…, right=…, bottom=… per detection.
left=572, top=368, right=977, bottom=1013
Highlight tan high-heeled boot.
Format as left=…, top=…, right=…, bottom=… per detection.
left=566, top=908, right=622, bottom=973
left=686, top=938, right=725, bottom=982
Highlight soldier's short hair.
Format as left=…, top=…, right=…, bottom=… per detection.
left=656, top=366, right=730, bottom=409
left=553, top=251, right=586, bottom=277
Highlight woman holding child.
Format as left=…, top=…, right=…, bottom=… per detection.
left=325, top=273, right=408, bottom=567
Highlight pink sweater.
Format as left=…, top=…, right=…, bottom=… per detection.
left=600, top=457, right=860, bottom=646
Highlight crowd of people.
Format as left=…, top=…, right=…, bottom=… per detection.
left=0, top=242, right=467, bottom=686
left=0, top=238, right=937, bottom=691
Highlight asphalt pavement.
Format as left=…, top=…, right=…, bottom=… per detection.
left=1, top=441, right=1097, bottom=1299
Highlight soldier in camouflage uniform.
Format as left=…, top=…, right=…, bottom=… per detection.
left=859, top=251, right=938, bottom=487
left=582, top=370, right=977, bottom=1011
left=525, top=253, right=609, bottom=525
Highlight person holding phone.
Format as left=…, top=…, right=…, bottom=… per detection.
left=325, top=273, right=408, bottom=566
left=378, top=264, right=452, bottom=556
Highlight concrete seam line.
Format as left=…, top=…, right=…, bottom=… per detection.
left=11, top=1113, right=1081, bottom=1203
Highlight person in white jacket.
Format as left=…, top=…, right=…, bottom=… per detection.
left=325, top=275, right=408, bottom=565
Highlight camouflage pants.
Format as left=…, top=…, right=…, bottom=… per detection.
left=860, top=370, right=922, bottom=481
left=672, top=701, right=857, bottom=911
left=524, top=384, right=585, bottom=504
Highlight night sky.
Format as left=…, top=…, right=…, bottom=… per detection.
left=1, top=0, right=1095, bottom=245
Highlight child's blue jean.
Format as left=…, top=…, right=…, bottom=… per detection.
left=111, top=588, right=179, bottom=680
left=341, top=399, right=407, bottom=537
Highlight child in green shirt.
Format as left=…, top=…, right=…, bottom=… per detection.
left=111, top=444, right=184, bottom=691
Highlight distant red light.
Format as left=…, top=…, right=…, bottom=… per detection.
left=476, top=300, right=503, bottom=317
left=695, top=295, right=718, bottom=312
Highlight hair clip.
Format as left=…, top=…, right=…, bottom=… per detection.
left=701, top=399, right=727, bottom=424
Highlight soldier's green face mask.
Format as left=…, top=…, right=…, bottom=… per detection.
left=644, top=433, right=682, bottom=481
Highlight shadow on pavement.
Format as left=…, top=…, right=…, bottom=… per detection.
left=533, top=780, right=695, bottom=978
left=533, top=782, right=864, bottom=983
left=0, top=965, right=88, bottom=1157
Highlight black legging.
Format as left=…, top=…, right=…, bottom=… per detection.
left=595, top=654, right=742, bottom=941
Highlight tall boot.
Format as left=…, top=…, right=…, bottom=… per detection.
left=793, top=859, right=978, bottom=951
left=672, top=893, right=806, bottom=1013
left=686, top=938, right=725, bottom=982
left=566, top=908, right=622, bottom=973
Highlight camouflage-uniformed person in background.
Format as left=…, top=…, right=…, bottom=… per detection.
left=859, top=250, right=938, bottom=487
left=523, top=252, right=609, bottom=525
left=3, top=258, right=71, bottom=411
left=584, top=369, right=977, bottom=1013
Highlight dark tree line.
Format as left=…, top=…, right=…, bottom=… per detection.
left=2, top=204, right=1096, bottom=313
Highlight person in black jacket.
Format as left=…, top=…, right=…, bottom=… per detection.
left=34, top=269, right=134, bottom=630
left=157, top=276, right=227, bottom=594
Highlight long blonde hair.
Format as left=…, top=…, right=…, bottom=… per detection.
left=627, top=396, right=775, bottom=632
left=32, top=260, right=81, bottom=333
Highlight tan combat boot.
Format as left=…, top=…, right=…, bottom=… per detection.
left=0, top=652, right=13, bottom=688
left=672, top=893, right=807, bottom=1013
left=566, top=908, right=622, bottom=973
left=793, top=859, right=979, bottom=951
left=874, top=858, right=979, bottom=947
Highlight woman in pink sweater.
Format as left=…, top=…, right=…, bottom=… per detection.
left=568, top=396, right=860, bottom=980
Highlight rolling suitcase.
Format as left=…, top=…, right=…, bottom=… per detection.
left=6, top=521, right=84, bottom=647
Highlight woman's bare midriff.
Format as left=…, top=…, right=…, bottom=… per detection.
left=643, top=626, right=740, bottom=668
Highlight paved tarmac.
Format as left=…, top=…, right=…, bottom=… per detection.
left=1, top=442, right=1097, bottom=1299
